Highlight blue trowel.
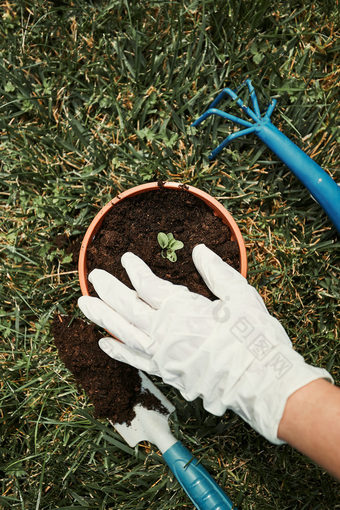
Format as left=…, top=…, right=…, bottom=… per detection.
left=112, top=371, right=236, bottom=510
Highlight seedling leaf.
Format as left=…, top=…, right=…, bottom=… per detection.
left=167, top=251, right=177, bottom=262
left=157, top=232, right=169, bottom=249
left=171, top=240, right=184, bottom=251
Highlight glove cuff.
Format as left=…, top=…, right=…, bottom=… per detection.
left=256, top=362, right=333, bottom=444
left=221, top=344, right=333, bottom=445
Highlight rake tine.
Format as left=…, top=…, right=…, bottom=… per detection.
left=192, top=108, right=253, bottom=129
left=209, top=87, right=242, bottom=109
left=209, top=126, right=257, bottom=160
left=211, top=87, right=258, bottom=122
left=265, top=99, right=277, bottom=119
left=246, top=79, right=261, bottom=117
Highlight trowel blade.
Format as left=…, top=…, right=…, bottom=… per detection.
left=111, top=372, right=175, bottom=448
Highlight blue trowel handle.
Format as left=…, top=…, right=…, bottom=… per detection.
left=256, top=121, right=340, bottom=233
left=163, top=441, right=236, bottom=509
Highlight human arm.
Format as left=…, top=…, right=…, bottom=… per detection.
left=278, top=378, right=340, bottom=479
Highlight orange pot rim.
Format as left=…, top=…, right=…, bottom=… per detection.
left=78, top=181, right=247, bottom=296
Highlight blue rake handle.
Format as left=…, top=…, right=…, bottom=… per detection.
left=163, top=441, right=236, bottom=509
left=192, top=80, right=340, bottom=233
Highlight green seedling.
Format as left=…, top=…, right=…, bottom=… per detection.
left=157, top=232, right=184, bottom=262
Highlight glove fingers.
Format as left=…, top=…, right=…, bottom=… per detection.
left=121, top=252, right=189, bottom=309
left=192, top=244, right=247, bottom=300
left=98, top=337, right=158, bottom=375
left=88, top=269, right=154, bottom=334
left=78, top=296, right=153, bottom=353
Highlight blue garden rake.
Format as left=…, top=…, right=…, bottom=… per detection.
left=192, top=80, right=340, bottom=233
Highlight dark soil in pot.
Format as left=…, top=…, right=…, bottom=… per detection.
left=52, top=186, right=241, bottom=424
left=87, top=188, right=240, bottom=299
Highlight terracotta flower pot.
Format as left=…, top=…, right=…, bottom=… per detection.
left=78, top=182, right=247, bottom=296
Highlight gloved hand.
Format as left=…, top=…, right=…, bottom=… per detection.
left=78, top=244, right=332, bottom=444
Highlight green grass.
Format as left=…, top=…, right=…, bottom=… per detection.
left=1, top=0, right=339, bottom=508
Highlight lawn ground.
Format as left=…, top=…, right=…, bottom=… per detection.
left=1, top=1, right=339, bottom=508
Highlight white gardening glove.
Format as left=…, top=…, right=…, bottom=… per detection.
left=78, top=244, right=332, bottom=444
